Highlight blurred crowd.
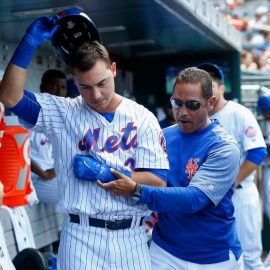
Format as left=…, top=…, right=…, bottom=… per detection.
left=212, top=0, right=270, bottom=72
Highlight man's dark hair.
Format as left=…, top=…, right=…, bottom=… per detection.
left=70, top=41, right=111, bottom=71
left=40, top=69, right=66, bottom=93
left=173, top=67, right=213, bottom=100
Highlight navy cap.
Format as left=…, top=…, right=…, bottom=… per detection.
left=197, top=63, right=224, bottom=83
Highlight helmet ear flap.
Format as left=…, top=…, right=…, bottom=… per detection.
left=51, top=9, right=102, bottom=65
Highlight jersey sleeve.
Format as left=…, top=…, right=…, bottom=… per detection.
left=135, top=111, right=169, bottom=170
left=189, top=141, right=240, bottom=206
left=140, top=185, right=210, bottom=213
left=24, top=93, right=69, bottom=140
left=241, top=108, right=266, bottom=151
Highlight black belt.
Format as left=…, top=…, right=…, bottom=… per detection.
left=236, top=184, right=242, bottom=189
left=69, top=214, right=144, bottom=230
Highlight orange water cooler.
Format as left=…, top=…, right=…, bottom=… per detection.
left=0, top=115, right=31, bottom=207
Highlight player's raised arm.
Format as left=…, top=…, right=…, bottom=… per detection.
left=0, top=16, right=59, bottom=107
left=0, top=64, right=26, bottom=107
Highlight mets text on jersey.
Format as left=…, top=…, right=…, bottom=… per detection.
left=78, top=122, right=137, bottom=153
left=78, top=122, right=137, bottom=170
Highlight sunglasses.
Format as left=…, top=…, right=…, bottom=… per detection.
left=170, top=99, right=202, bottom=111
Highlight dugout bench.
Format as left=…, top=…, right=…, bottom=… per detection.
left=0, top=203, right=63, bottom=259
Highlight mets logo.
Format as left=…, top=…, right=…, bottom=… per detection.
left=159, top=132, right=167, bottom=153
left=245, top=126, right=257, bottom=138
left=185, top=158, right=199, bottom=180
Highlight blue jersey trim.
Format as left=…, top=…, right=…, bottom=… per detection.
left=10, top=90, right=40, bottom=125
left=100, top=112, right=115, bottom=122
left=246, top=147, right=267, bottom=165
left=135, top=168, right=168, bottom=182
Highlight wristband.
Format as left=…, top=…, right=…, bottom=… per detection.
left=10, top=34, right=39, bottom=69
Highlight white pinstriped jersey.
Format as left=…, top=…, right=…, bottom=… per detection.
left=210, top=101, right=266, bottom=186
left=210, top=100, right=266, bottom=270
left=27, top=93, right=169, bottom=219
left=30, top=132, right=54, bottom=171
left=30, top=132, right=59, bottom=204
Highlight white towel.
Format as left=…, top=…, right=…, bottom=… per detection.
left=1, top=206, right=36, bottom=251
left=0, top=222, right=16, bottom=270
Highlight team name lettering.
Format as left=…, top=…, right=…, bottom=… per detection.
left=124, top=157, right=136, bottom=171
left=78, top=122, right=138, bottom=153
left=185, top=158, right=199, bottom=180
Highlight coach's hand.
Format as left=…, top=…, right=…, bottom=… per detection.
left=97, top=169, right=136, bottom=196
left=10, top=16, right=59, bottom=69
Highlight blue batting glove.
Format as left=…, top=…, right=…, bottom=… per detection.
left=10, top=16, right=59, bottom=69
left=73, top=155, right=131, bottom=183
left=26, top=16, right=60, bottom=45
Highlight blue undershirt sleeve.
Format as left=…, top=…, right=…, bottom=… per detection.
left=135, top=168, right=168, bottom=182
left=246, top=147, right=267, bottom=165
left=9, top=90, right=41, bottom=126
left=140, top=185, right=210, bottom=213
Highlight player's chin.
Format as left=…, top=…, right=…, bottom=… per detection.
left=88, top=100, right=107, bottom=111
left=178, top=121, right=194, bottom=133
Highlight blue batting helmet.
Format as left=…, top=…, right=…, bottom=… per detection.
left=51, top=9, right=102, bottom=65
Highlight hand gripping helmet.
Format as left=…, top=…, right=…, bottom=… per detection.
left=51, top=9, right=102, bottom=65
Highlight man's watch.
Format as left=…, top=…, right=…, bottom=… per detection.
left=131, top=183, right=142, bottom=202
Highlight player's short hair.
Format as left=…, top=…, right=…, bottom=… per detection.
left=197, top=63, right=224, bottom=86
left=173, top=67, right=213, bottom=100
left=40, top=69, right=66, bottom=93
left=70, top=40, right=111, bottom=71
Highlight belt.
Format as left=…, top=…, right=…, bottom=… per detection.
left=69, top=214, right=144, bottom=230
left=236, top=184, right=242, bottom=189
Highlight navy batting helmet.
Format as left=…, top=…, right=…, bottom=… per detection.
left=197, top=63, right=224, bottom=83
left=51, top=8, right=102, bottom=65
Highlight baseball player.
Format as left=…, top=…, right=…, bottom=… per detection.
left=30, top=69, right=67, bottom=204
left=0, top=9, right=169, bottom=270
left=257, top=95, right=270, bottom=268
left=258, top=95, right=270, bottom=221
left=96, top=67, right=244, bottom=269
left=198, top=63, right=267, bottom=270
